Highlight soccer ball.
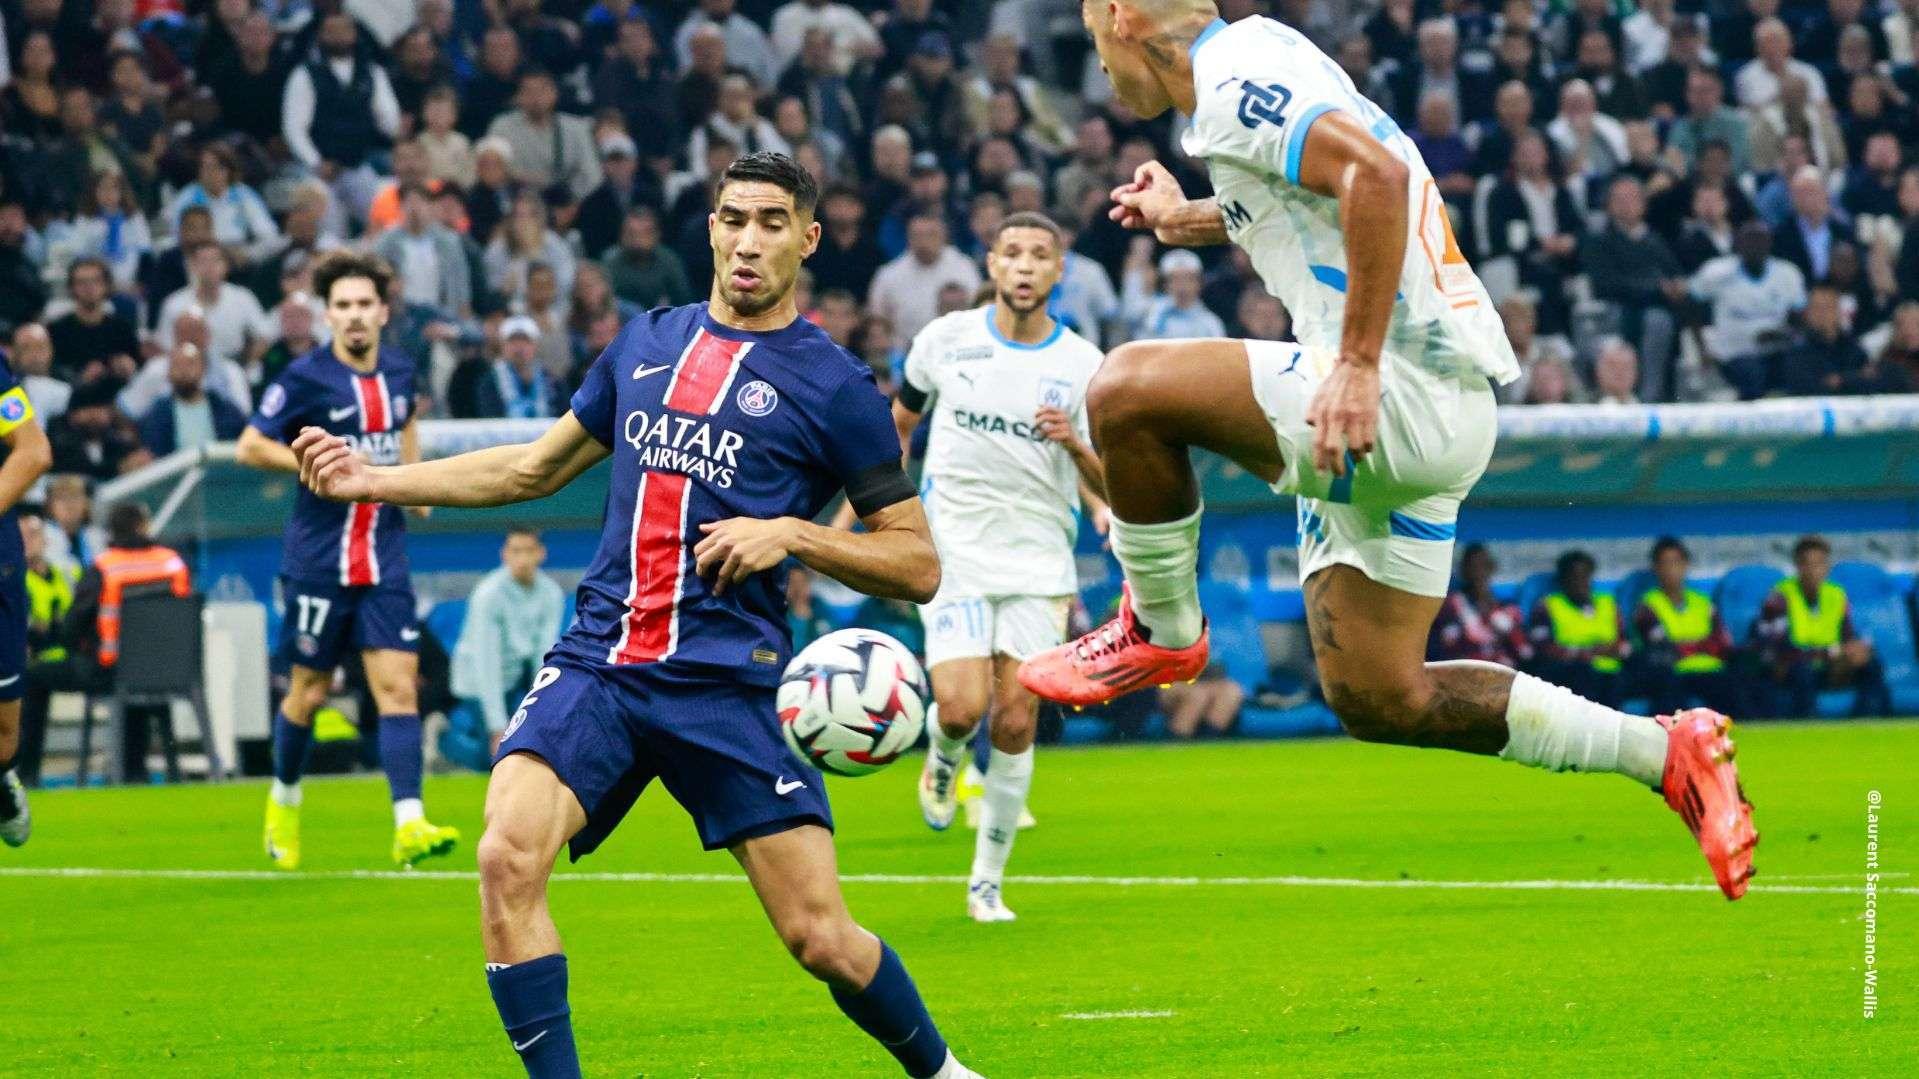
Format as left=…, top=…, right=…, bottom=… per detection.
left=778, top=628, right=929, bottom=777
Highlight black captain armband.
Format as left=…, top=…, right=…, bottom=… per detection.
left=844, top=462, right=917, bottom=518
left=896, top=379, right=929, bottom=413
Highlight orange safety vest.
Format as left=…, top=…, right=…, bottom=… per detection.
left=94, top=545, right=192, bottom=667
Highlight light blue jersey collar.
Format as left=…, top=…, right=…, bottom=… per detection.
left=984, top=305, right=1063, bottom=350
left=1189, top=17, right=1228, bottom=58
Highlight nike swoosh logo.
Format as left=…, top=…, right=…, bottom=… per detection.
left=0, top=675, right=18, bottom=687
left=400, top=628, right=421, bottom=642
left=328, top=405, right=358, bottom=421
left=511, top=1030, right=548, bottom=1052
left=632, top=364, right=672, bottom=380
left=775, top=777, right=805, bottom=795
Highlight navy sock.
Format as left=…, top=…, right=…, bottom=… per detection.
left=377, top=713, right=424, bottom=802
left=486, top=954, right=581, bottom=1079
left=830, top=941, right=949, bottom=1078
left=271, top=711, right=312, bottom=787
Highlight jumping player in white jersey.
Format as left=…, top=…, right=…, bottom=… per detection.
left=893, top=211, right=1105, bottom=922
left=1020, top=3, right=1757, bottom=899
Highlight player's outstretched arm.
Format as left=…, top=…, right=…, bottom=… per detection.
left=292, top=412, right=611, bottom=508
left=696, top=497, right=939, bottom=604
left=236, top=425, right=302, bottom=473
left=1110, top=161, right=1227, bottom=247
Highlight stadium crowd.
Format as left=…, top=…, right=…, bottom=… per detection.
left=0, top=0, right=1910, bottom=508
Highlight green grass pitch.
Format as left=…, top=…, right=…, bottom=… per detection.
left=4, top=719, right=1913, bottom=1076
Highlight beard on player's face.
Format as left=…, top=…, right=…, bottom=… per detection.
left=996, top=284, right=1046, bottom=315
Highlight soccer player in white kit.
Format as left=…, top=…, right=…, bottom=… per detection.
left=1021, top=2, right=1757, bottom=899
left=897, top=211, right=1105, bottom=921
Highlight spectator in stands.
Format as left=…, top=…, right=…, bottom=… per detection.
left=418, top=86, right=476, bottom=190
left=1592, top=339, right=1641, bottom=405
left=565, top=263, right=639, bottom=349
left=1690, top=222, right=1807, bottom=398
left=47, top=259, right=140, bottom=386
left=1779, top=284, right=1873, bottom=395
left=1737, top=18, right=1829, bottom=108
left=1774, top=167, right=1855, bottom=284
left=1583, top=175, right=1686, bottom=400
left=282, top=11, right=403, bottom=223
left=257, top=293, right=322, bottom=389
left=594, top=17, right=680, bottom=161
left=1365, top=0, right=1420, bottom=66
left=55, top=170, right=153, bottom=297
left=1159, top=667, right=1245, bottom=739
left=365, top=140, right=436, bottom=235
left=1413, top=93, right=1476, bottom=203
left=1750, top=77, right=1848, bottom=180
left=1498, top=293, right=1580, bottom=404
left=1572, top=27, right=1650, bottom=121
left=1429, top=542, right=1531, bottom=666
left=14, top=512, right=79, bottom=786
left=786, top=564, right=835, bottom=651
left=867, top=211, right=980, bottom=342
left=0, top=203, right=49, bottom=337
left=1487, top=20, right=1556, bottom=117
left=11, top=324, right=69, bottom=423
left=40, top=475, right=97, bottom=575
left=1667, top=67, right=1750, bottom=175
left=48, top=379, right=145, bottom=480
left=154, top=242, right=268, bottom=374
left=675, top=0, right=778, bottom=88
left=167, top=143, right=280, bottom=271
left=63, top=500, right=191, bottom=784
left=1527, top=549, right=1629, bottom=706
left=487, top=68, right=603, bottom=205
left=448, top=526, right=565, bottom=764
left=374, top=183, right=473, bottom=319
left=1652, top=138, right=1756, bottom=239
left=1522, top=353, right=1581, bottom=404
left=202, top=12, right=290, bottom=147
left=45, top=86, right=144, bottom=218
left=1124, top=245, right=1227, bottom=341
left=1236, top=290, right=1291, bottom=342
left=1630, top=536, right=1743, bottom=717
left=600, top=205, right=693, bottom=310
left=474, top=316, right=554, bottom=420
left=1546, top=79, right=1627, bottom=181
left=127, top=309, right=252, bottom=420
left=463, top=27, right=527, bottom=140
left=136, top=341, right=247, bottom=456
left=1674, top=184, right=1738, bottom=273
left=1484, top=131, right=1583, bottom=332
left=576, top=134, right=649, bottom=261
left=486, top=193, right=577, bottom=305
left=1544, top=0, right=1622, bottom=67
left=1624, top=0, right=1687, bottom=79
left=1843, top=134, right=1907, bottom=224
left=1389, top=18, right=1494, bottom=127
left=1752, top=535, right=1891, bottom=717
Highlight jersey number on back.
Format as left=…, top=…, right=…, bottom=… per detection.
left=1235, top=82, right=1293, bottom=130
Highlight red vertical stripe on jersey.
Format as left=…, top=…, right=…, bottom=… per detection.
left=342, top=375, right=390, bottom=586
left=611, top=471, right=692, bottom=664
left=609, top=329, right=749, bottom=664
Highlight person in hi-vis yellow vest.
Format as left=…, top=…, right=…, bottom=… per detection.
left=1526, top=550, right=1630, bottom=707
left=1751, top=535, right=1890, bottom=717
left=1629, top=537, right=1746, bottom=718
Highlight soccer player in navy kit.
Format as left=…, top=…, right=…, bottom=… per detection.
left=291, top=154, right=982, bottom=1079
left=238, top=251, right=460, bottom=869
left=0, top=355, right=53, bottom=846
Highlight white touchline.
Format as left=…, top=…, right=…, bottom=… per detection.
left=1, top=866, right=1913, bottom=896
left=1061, top=1011, right=1175, bottom=1021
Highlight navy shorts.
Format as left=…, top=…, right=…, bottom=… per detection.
left=277, top=576, right=420, bottom=671
left=494, top=654, right=833, bottom=860
left=0, top=564, right=24, bottom=703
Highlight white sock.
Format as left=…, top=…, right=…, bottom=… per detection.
left=393, top=797, right=425, bottom=827
left=970, top=747, right=1034, bottom=885
left=930, top=1051, right=971, bottom=1079
left=270, top=779, right=302, bottom=807
left=1499, top=672, right=1669, bottom=788
left=1108, top=505, right=1205, bottom=648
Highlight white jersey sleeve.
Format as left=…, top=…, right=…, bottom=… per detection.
left=1180, top=16, right=1519, bottom=386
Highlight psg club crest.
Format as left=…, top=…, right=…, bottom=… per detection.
left=736, top=380, right=778, bottom=417
left=393, top=395, right=408, bottom=423
left=296, top=634, right=319, bottom=658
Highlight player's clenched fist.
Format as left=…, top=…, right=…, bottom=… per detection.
left=1033, top=406, right=1077, bottom=445
left=695, top=517, right=799, bottom=595
left=1109, top=159, right=1184, bottom=232
left=291, top=426, right=376, bottom=502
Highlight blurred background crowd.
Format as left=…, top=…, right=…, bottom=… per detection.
left=0, top=0, right=1916, bottom=513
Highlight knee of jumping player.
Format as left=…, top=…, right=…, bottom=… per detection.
left=1088, top=340, right=1176, bottom=436
left=779, top=911, right=868, bottom=986
left=1322, top=671, right=1431, bottom=746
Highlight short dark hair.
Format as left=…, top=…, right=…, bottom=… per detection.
left=179, top=205, right=213, bottom=225
left=107, top=501, right=150, bottom=547
left=67, top=256, right=110, bottom=288
left=518, top=66, right=557, bottom=87
left=312, top=250, right=394, bottom=304
left=1556, top=549, right=1596, bottom=581
left=993, top=210, right=1064, bottom=249
left=714, top=151, right=819, bottom=217
left=505, top=526, right=542, bottom=543
left=1651, top=535, right=1689, bottom=562
left=1793, top=535, right=1831, bottom=559
left=1459, top=541, right=1491, bottom=568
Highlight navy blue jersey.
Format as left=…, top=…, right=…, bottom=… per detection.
left=0, top=355, right=34, bottom=570
left=555, top=304, right=904, bottom=686
left=249, top=346, right=418, bottom=588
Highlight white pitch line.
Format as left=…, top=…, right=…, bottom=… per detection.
left=0, top=865, right=1910, bottom=896
left=1061, top=1011, right=1175, bottom=1021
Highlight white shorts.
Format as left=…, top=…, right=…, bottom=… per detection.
left=1245, top=340, right=1498, bottom=597
left=920, top=594, right=1072, bottom=669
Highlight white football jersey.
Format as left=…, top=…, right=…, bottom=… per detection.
left=904, top=307, right=1103, bottom=597
left=1181, top=17, right=1520, bottom=385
